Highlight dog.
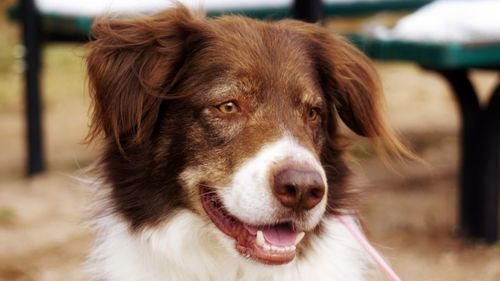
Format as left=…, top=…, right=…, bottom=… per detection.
left=85, top=5, right=406, bottom=281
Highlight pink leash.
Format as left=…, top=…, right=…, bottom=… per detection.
left=336, top=216, right=402, bottom=281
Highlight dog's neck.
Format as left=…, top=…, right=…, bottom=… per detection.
left=87, top=209, right=371, bottom=281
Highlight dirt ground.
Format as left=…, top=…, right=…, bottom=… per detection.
left=1, top=17, right=499, bottom=281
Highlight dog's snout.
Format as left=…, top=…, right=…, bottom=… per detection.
left=272, top=168, right=325, bottom=210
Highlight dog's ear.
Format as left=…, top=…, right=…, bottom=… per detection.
left=86, top=6, right=204, bottom=146
left=312, top=32, right=410, bottom=155
left=279, top=20, right=408, bottom=155
left=304, top=29, right=385, bottom=138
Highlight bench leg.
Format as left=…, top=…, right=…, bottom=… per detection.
left=481, top=84, right=500, bottom=242
left=293, top=0, right=323, bottom=22
left=21, top=0, right=45, bottom=176
left=439, top=69, right=499, bottom=243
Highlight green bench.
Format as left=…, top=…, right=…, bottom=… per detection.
left=11, top=0, right=499, bottom=243
left=355, top=37, right=500, bottom=244
left=9, top=0, right=432, bottom=40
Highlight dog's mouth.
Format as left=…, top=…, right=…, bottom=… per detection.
left=200, top=187, right=305, bottom=265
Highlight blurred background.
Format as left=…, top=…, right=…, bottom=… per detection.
left=0, top=0, right=499, bottom=280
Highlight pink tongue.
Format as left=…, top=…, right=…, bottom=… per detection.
left=262, top=224, right=297, bottom=246
left=244, top=224, right=298, bottom=246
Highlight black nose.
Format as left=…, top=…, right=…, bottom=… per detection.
left=272, top=168, right=325, bottom=211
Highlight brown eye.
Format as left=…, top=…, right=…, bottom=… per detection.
left=308, top=108, right=320, bottom=122
left=218, top=101, right=239, bottom=114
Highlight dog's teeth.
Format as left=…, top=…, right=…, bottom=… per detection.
left=295, top=232, right=305, bottom=245
left=256, top=231, right=265, bottom=246
left=256, top=230, right=300, bottom=253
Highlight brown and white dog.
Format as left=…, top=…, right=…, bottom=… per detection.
left=85, top=5, right=405, bottom=281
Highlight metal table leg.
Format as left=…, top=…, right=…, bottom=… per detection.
left=439, top=69, right=499, bottom=243
left=20, top=0, right=44, bottom=176
left=293, top=0, right=323, bottom=22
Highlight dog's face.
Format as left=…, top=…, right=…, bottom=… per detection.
left=87, top=7, right=400, bottom=265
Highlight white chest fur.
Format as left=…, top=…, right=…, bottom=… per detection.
left=87, top=210, right=371, bottom=281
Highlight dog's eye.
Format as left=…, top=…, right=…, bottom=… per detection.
left=308, top=108, right=320, bottom=122
left=218, top=101, right=239, bottom=114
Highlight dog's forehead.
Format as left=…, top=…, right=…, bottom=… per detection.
left=192, top=21, right=322, bottom=105
left=214, top=22, right=314, bottom=75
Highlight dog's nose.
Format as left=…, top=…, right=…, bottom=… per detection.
left=272, top=168, right=325, bottom=210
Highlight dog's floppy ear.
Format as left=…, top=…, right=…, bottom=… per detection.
left=308, top=30, right=385, bottom=138
left=313, top=33, right=410, bottom=155
left=86, top=6, right=204, bottom=145
left=315, top=33, right=414, bottom=156
left=279, top=20, right=408, bottom=155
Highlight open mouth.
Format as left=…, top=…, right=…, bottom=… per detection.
left=200, top=187, right=305, bottom=265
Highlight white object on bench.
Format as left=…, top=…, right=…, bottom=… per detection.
left=34, top=0, right=293, bottom=17
left=34, top=0, right=371, bottom=18
left=372, top=0, right=500, bottom=44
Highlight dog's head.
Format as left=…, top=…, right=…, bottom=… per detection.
left=87, top=6, right=404, bottom=265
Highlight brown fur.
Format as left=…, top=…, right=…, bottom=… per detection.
left=86, top=6, right=408, bottom=230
